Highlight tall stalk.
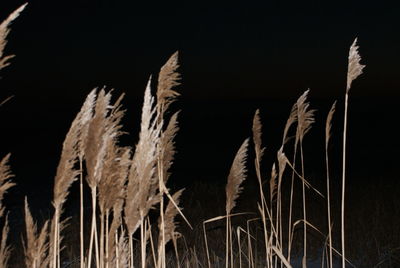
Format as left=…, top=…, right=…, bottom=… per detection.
left=79, top=159, right=85, bottom=268
left=100, top=211, right=105, bottom=268
left=341, top=93, right=349, bottom=268
left=299, top=141, right=307, bottom=268
left=225, top=214, right=230, bottom=268
left=129, top=234, right=134, bottom=268
left=140, top=217, right=146, bottom=268
left=52, top=208, right=59, bottom=268
left=342, top=38, right=365, bottom=268
left=287, top=146, right=298, bottom=263
left=157, top=163, right=166, bottom=268
left=252, top=110, right=270, bottom=263
left=281, top=103, right=298, bottom=264
left=87, top=186, right=100, bottom=268
left=105, top=210, right=109, bottom=268
left=296, top=90, right=315, bottom=268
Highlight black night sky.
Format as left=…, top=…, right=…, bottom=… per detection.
left=0, top=0, right=399, bottom=219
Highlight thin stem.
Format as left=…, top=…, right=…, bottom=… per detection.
left=52, top=207, right=59, bottom=268
left=341, top=93, right=349, bottom=268
left=105, top=210, right=109, bottom=268
left=225, top=214, right=229, bottom=268
left=148, top=217, right=157, bottom=268
left=300, top=141, right=307, bottom=267
left=237, top=228, right=242, bottom=268
left=254, top=157, right=269, bottom=262
left=100, top=211, right=104, bottom=268
left=57, top=226, right=61, bottom=268
left=79, top=159, right=84, bottom=268
left=87, top=186, right=98, bottom=268
left=94, top=204, right=100, bottom=268
left=157, top=152, right=166, bottom=268
left=141, top=217, right=146, bottom=268
left=326, top=137, right=333, bottom=268
left=229, top=217, right=233, bottom=268
left=287, top=146, right=298, bottom=263
left=115, top=231, right=119, bottom=268
left=129, top=233, right=134, bottom=268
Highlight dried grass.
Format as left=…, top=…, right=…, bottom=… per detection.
left=341, top=38, right=365, bottom=268
left=0, top=3, right=27, bottom=70
left=0, top=10, right=373, bottom=267
left=325, top=101, right=336, bottom=268
left=23, top=198, right=50, bottom=268
left=0, top=155, right=14, bottom=218
left=124, top=78, right=160, bottom=237
left=0, top=215, right=11, bottom=268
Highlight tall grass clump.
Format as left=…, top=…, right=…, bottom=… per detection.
left=1, top=5, right=376, bottom=267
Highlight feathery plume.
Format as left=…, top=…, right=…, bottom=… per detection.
left=159, top=111, right=180, bottom=184
left=325, top=101, right=336, bottom=147
left=23, top=198, right=50, bottom=268
left=53, top=89, right=97, bottom=208
left=98, top=143, right=129, bottom=214
left=0, top=3, right=27, bottom=70
left=117, top=231, right=130, bottom=268
left=296, top=90, right=315, bottom=142
left=0, top=154, right=15, bottom=218
left=282, top=103, right=298, bottom=146
left=125, top=77, right=162, bottom=235
left=84, top=89, right=125, bottom=268
left=86, top=89, right=125, bottom=194
left=112, top=147, right=131, bottom=223
left=277, top=147, right=287, bottom=180
left=52, top=88, right=98, bottom=268
left=101, top=146, right=131, bottom=221
left=252, top=109, right=265, bottom=161
left=225, top=138, right=249, bottom=214
left=156, top=52, right=182, bottom=268
left=84, top=89, right=112, bottom=188
left=0, top=215, right=11, bottom=268
left=77, top=89, right=97, bottom=160
left=269, top=163, right=278, bottom=203
left=157, top=51, right=181, bottom=114
left=346, top=38, right=365, bottom=92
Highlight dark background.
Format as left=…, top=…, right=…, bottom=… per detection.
left=0, top=0, right=399, bottom=220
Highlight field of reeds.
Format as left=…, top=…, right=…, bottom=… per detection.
left=1, top=4, right=399, bottom=268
